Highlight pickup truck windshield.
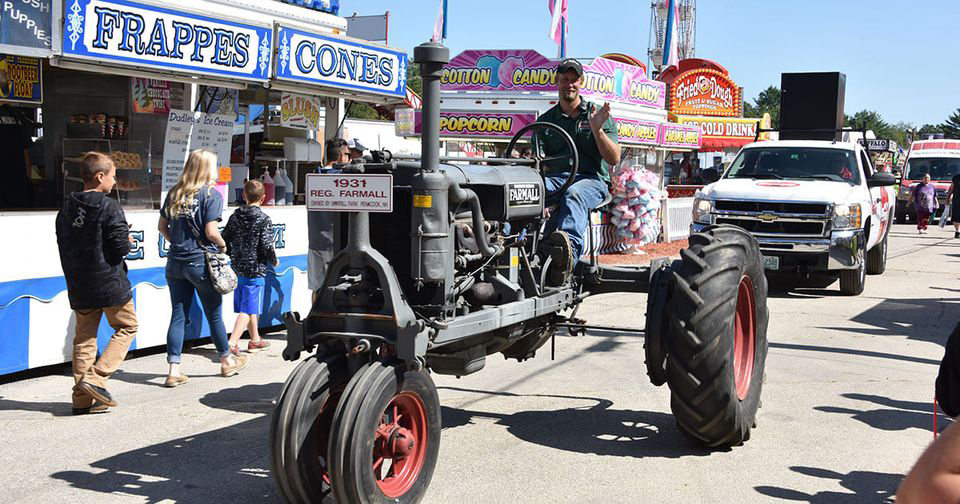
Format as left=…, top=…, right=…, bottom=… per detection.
left=905, top=157, right=960, bottom=180
left=726, top=147, right=861, bottom=185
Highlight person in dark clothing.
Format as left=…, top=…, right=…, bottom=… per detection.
left=223, top=179, right=278, bottom=354
left=307, top=138, right=348, bottom=303
left=0, top=104, right=34, bottom=208
left=936, top=321, right=960, bottom=418
left=947, top=172, right=960, bottom=239
left=55, top=152, right=137, bottom=415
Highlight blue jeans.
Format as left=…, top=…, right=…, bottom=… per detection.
left=165, top=259, right=230, bottom=363
left=544, top=174, right=610, bottom=260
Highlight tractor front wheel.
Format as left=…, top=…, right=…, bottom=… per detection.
left=270, top=352, right=358, bottom=503
left=664, top=225, right=769, bottom=447
left=328, top=359, right=442, bottom=503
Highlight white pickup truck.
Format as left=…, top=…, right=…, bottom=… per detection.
left=691, top=140, right=898, bottom=295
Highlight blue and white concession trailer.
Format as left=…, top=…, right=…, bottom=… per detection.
left=0, top=0, right=407, bottom=375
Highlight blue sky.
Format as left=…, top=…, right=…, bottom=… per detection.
left=349, top=0, right=957, bottom=126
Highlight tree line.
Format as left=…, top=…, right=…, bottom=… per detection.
left=743, top=86, right=960, bottom=146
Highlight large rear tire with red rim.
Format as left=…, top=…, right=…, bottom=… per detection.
left=664, top=224, right=769, bottom=447
left=328, top=359, right=441, bottom=503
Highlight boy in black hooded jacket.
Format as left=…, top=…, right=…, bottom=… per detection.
left=55, top=152, right=137, bottom=414
left=223, top=179, right=278, bottom=353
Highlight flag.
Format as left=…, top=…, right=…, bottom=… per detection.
left=548, top=0, right=568, bottom=55
left=432, top=0, right=448, bottom=43
left=662, top=0, right=679, bottom=69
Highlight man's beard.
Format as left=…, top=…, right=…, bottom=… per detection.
left=560, top=89, right=579, bottom=103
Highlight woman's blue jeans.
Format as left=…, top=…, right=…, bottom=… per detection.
left=165, top=259, right=230, bottom=363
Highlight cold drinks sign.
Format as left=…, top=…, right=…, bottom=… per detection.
left=61, top=0, right=273, bottom=81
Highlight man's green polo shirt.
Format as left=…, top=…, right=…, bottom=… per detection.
left=536, top=99, right=619, bottom=184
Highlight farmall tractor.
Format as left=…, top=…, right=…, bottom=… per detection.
left=271, top=43, right=770, bottom=503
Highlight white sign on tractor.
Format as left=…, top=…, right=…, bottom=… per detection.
left=306, top=173, right=393, bottom=212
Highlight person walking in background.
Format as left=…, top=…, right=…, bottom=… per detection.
left=159, top=149, right=247, bottom=387
left=947, top=170, right=960, bottom=239
left=55, top=152, right=137, bottom=414
left=910, top=173, right=938, bottom=234
left=308, top=138, right=349, bottom=303
left=223, top=179, right=278, bottom=354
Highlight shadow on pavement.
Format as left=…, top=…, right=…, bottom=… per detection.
left=0, top=396, right=75, bottom=417
left=755, top=465, right=901, bottom=503
left=819, top=297, right=960, bottom=344
left=769, top=341, right=941, bottom=366
left=765, top=274, right=845, bottom=299
left=438, top=386, right=711, bottom=459
left=51, top=383, right=282, bottom=502
left=814, top=393, right=950, bottom=433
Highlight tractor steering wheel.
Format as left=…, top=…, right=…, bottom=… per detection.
left=504, top=121, right=579, bottom=200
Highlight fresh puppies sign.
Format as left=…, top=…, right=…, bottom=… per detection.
left=670, top=68, right=740, bottom=117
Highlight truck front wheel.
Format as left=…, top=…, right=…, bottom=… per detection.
left=866, top=233, right=888, bottom=275
left=839, top=248, right=866, bottom=295
left=664, top=225, right=769, bottom=447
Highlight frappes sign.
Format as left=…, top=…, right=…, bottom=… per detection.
left=670, top=68, right=740, bottom=117
left=62, top=0, right=273, bottom=81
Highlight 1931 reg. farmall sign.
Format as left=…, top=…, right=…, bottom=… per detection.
left=670, top=68, right=741, bottom=117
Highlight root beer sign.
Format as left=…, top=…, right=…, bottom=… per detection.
left=670, top=68, right=740, bottom=117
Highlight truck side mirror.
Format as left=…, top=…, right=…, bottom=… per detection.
left=867, top=172, right=897, bottom=187
left=701, top=167, right=720, bottom=184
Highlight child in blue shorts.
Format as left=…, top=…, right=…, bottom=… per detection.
left=223, top=179, right=279, bottom=353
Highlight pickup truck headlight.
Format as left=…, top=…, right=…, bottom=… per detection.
left=832, top=204, right=862, bottom=229
left=693, top=198, right=714, bottom=224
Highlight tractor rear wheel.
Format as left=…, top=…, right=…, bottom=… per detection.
left=664, top=225, right=769, bottom=447
left=328, top=359, right=442, bottom=503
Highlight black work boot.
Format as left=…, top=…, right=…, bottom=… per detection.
left=542, top=231, right=574, bottom=286
left=75, top=381, right=117, bottom=407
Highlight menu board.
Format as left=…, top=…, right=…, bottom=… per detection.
left=161, top=110, right=235, bottom=192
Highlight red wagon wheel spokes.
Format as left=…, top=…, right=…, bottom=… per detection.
left=733, top=275, right=757, bottom=401
left=373, top=391, right=429, bottom=498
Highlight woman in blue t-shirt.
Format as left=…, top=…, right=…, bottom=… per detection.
left=158, top=149, right=247, bottom=387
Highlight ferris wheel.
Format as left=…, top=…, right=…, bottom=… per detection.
left=647, top=0, right=697, bottom=74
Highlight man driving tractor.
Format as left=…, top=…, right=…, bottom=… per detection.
left=536, top=58, right=620, bottom=284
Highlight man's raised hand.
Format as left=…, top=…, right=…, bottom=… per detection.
left=589, top=102, right=612, bottom=131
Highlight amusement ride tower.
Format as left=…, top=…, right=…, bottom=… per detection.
left=647, top=0, right=697, bottom=75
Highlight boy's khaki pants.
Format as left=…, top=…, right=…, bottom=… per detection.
left=72, top=299, right=137, bottom=408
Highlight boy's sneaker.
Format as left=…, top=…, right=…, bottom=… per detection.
left=221, top=354, right=249, bottom=377
left=75, top=381, right=117, bottom=407
left=72, top=402, right=110, bottom=415
left=247, top=339, right=271, bottom=352
left=955, top=231, right=959, bottom=239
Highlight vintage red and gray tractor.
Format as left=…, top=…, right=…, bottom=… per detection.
left=271, top=42, right=769, bottom=503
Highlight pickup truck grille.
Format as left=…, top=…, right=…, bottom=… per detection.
left=714, top=200, right=829, bottom=215
left=716, top=218, right=825, bottom=235
left=712, top=199, right=831, bottom=238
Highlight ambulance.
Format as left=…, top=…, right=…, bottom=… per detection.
left=895, top=138, right=960, bottom=223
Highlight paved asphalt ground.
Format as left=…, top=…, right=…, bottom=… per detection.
left=1, top=223, right=958, bottom=503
